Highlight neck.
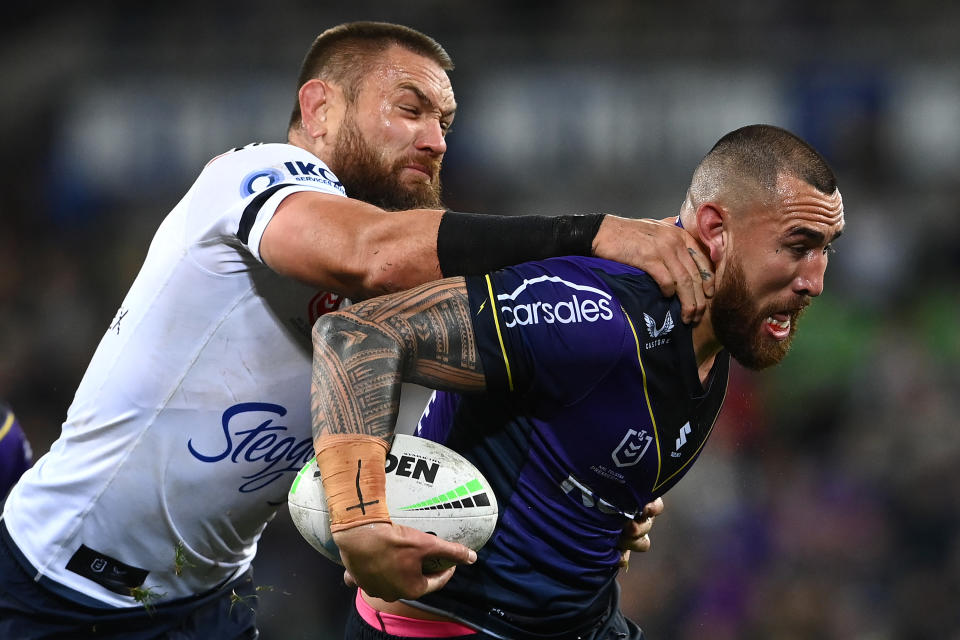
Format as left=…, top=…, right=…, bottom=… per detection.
left=287, top=128, right=324, bottom=162
left=691, top=307, right=723, bottom=385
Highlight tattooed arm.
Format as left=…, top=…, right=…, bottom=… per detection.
left=310, top=276, right=484, bottom=441
left=309, top=277, right=482, bottom=601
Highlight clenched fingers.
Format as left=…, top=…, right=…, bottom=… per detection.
left=618, top=497, right=664, bottom=553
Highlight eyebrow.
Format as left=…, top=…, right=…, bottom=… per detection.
left=786, top=226, right=843, bottom=244
left=399, top=83, right=457, bottom=119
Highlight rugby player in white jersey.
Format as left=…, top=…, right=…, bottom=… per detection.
left=0, top=21, right=708, bottom=639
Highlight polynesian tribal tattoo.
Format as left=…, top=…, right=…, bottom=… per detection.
left=310, top=277, right=485, bottom=443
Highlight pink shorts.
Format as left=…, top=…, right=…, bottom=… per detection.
left=355, top=590, right=476, bottom=637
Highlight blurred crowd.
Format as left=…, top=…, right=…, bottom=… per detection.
left=2, top=2, right=958, bottom=638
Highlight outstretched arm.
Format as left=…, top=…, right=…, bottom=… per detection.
left=261, top=192, right=712, bottom=318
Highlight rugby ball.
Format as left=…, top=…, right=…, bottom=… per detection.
left=288, top=434, right=498, bottom=572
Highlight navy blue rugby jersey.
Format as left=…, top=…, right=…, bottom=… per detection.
left=414, top=256, right=730, bottom=637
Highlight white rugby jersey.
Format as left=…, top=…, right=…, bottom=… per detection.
left=2, top=143, right=350, bottom=606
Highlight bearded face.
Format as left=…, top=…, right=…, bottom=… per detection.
left=710, top=255, right=809, bottom=370
left=328, top=114, right=443, bottom=211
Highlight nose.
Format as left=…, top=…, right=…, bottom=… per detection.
left=793, top=254, right=827, bottom=297
left=417, top=118, right=447, bottom=156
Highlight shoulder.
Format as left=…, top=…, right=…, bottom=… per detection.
left=484, top=256, right=659, bottom=306
left=522, top=257, right=682, bottom=351
left=490, top=256, right=641, bottom=290
left=197, top=143, right=346, bottom=199
left=469, top=257, right=637, bottom=396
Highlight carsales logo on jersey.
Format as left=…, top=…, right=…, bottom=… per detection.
left=496, top=275, right=613, bottom=328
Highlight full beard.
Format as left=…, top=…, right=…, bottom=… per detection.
left=710, top=257, right=808, bottom=370
left=328, top=118, right=443, bottom=211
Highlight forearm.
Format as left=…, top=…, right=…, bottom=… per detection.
left=351, top=209, right=606, bottom=297
left=309, top=311, right=401, bottom=534
left=266, top=193, right=710, bottom=324
left=310, top=312, right=404, bottom=444
left=437, top=211, right=604, bottom=277
left=309, top=279, right=484, bottom=535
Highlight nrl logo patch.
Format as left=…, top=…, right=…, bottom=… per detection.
left=611, top=428, right=653, bottom=468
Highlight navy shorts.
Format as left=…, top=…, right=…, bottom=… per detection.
left=0, top=520, right=259, bottom=640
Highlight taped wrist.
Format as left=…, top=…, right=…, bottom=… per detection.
left=315, top=434, right=391, bottom=532
left=437, top=211, right=606, bottom=276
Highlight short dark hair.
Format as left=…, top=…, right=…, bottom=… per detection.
left=288, top=21, right=454, bottom=130
left=698, top=124, right=838, bottom=197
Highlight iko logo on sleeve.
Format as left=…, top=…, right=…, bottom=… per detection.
left=240, top=160, right=346, bottom=198
left=496, top=275, right=614, bottom=328
left=283, top=161, right=344, bottom=193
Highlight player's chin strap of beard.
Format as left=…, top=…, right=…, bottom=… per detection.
left=315, top=434, right=392, bottom=532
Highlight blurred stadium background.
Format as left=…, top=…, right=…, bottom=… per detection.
left=3, top=1, right=959, bottom=638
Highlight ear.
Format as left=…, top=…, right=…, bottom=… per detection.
left=695, top=203, right=727, bottom=265
left=298, top=79, right=332, bottom=139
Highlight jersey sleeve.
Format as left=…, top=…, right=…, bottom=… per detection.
left=465, top=257, right=635, bottom=403
left=186, top=143, right=348, bottom=265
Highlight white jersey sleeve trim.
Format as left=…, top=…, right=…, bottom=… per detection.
left=241, top=183, right=336, bottom=264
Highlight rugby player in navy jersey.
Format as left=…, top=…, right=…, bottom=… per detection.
left=310, top=124, right=845, bottom=639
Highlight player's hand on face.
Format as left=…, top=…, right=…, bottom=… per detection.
left=617, top=497, right=664, bottom=567
left=592, top=216, right=714, bottom=324
left=333, top=522, right=477, bottom=602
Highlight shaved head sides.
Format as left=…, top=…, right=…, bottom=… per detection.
left=288, top=21, right=454, bottom=130
left=688, top=124, right=838, bottom=212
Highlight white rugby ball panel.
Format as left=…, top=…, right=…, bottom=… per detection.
left=288, top=434, right=498, bottom=567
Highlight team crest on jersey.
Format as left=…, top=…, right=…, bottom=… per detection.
left=611, top=428, right=653, bottom=468
left=308, top=292, right=345, bottom=324
left=496, top=275, right=614, bottom=328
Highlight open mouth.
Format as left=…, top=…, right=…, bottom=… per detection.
left=764, top=312, right=793, bottom=341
